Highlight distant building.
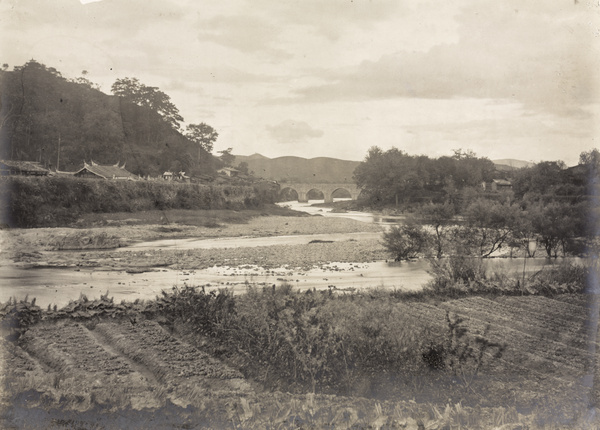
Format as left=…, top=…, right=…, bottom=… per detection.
left=0, top=160, right=49, bottom=176
left=218, top=167, right=240, bottom=177
left=74, top=161, right=138, bottom=180
left=162, top=171, right=174, bottom=181
left=0, top=160, right=50, bottom=176
left=176, top=171, right=190, bottom=182
left=482, top=179, right=512, bottom=192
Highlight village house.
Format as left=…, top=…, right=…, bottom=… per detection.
left=73, top=161, right=138, bottom=180
left=0, top=160, right=49, bottom=176
left=217, top=167, right=239, bottom=177
left=162, top=171, right=190, bottom=182
left=482, top=179, right=513, bottom=192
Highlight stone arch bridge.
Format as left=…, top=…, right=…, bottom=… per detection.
left=279, top=183, right=362, bottom=203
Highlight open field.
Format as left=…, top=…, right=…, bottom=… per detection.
left=1, top=290, right=599, bottom=429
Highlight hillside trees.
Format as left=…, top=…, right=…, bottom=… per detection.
left=111, top=77, right=183, bottom=130
left=1, top=60, right=220, bottom=177
left=185, top=123, right=218, bottom=167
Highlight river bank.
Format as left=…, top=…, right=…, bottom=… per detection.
left=1, top=209, right=383, bottom=265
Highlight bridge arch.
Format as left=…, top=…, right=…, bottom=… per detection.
left=331, top=187, right=352, bottom=200
left=306, top=189, right=325, bottom=200
left=279, top=187, right=299, bottom=202
left=278, top=183, right=362, bottom=203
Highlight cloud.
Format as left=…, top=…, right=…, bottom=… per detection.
left=260, top=0, right=402, bottom=40
left=266, top=120, right=324, bottom=143
left=272, top=1, right=598, bottom=116
left=3, top=0, right=185, bottom=34
left=197, top=14, right=292, bottom=60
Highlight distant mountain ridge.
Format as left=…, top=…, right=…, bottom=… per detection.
left=234, top=154, right=360, bottom=183
left=236, top=154, right=535, bottom=183
left=492, top=159, right=535, bottom=170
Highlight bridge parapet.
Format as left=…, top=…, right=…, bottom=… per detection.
left=279, top=183, right=361, bottom=202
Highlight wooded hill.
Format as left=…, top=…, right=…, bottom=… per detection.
left=0, top=61, right=219, bottom=177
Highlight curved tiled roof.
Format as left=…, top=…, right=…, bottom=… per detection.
left=75, top=162, right=138, bottom=179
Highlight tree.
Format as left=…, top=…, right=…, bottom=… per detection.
left=185, top=123, right=218, bottom=159
left=579, top=148, right=600, bottom=170
left=462, top=199, right=521, bottom=257
left=451, top=149, right=495, bottom=188
left=382, top=224, right=431, bottom=261
left=417, top=203, right=456, bottom=258
left=528, top=201, right=580, bottom=258
left=353, top=146, right=425, bottom=206
left=512, top=161, right=566, bottom=199
left=218, top=147, right=235, bottom=167
left=237, top=161, right=249, bottom=175
left=111, top=77, right=183, bottom=130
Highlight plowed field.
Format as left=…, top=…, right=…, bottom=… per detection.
left=1, top=293, right=598, bottom=429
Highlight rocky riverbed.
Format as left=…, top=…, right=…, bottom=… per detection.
left=1, top=214, right=385, bottom=271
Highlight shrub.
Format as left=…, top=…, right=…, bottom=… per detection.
left=423, top=312, right=505, bottom=388
left=426, top=256, right=487, bottom=292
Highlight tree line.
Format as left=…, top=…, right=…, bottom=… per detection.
left=0, top=60, right=237, bottom=177
left=354, top=146, right=600, bottom=260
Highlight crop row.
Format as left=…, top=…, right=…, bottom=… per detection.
left=443, top=297, right=591, bottom=351
left=21, top=321, right=134, bottom=376
left=441, top=301, right=592, bottom=373
left=92, top=319, right=252, bottom=405
left=396, top=299, right=594, bottom=379
left=495, top=296, right=589, bottom=326
left=554, top=293, right=593, bottom=307
left=18, top=320, right=165, bottom=410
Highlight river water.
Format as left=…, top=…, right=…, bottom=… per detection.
left=0, top=200, right=578, bottom=307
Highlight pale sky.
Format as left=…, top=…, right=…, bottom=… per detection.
left=2, top=0, right=599, bottom=165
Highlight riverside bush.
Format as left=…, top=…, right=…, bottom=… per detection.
left=382, top=224, right=431, bottom=261
left=1, top=176, right=277, bottom=227
left=425, top=256, right=591, bottom=296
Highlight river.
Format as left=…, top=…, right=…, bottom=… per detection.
left=0, top=200, right=579, bottom=307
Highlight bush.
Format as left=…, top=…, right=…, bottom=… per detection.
left=382, top=224, right=431, bottom=261
left=426, top=256, right=487, bottom=292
